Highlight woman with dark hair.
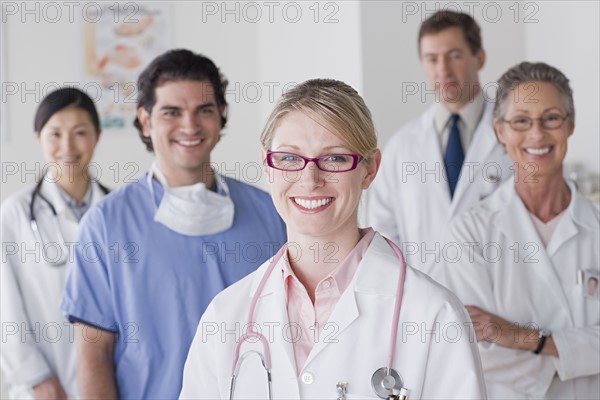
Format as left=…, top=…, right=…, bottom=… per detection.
left=1, top=87, right=108, bottom=399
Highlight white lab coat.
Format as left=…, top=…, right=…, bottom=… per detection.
left=1, top=180, right=106, bottom=399
left=438, top=180, right=600, bottom=399
left=180, top=232, right=486, bottom=399
left=368, top=102, right=513, bottom=275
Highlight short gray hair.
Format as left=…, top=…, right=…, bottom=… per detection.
left=493, top=62, right=574, bottom=122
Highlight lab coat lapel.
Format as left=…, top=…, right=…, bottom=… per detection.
left=41, top=179, right=69, bottom=216
left=37, top=180, right=79, bottom=245
left=495, top=184, right=573, bottom=324
left=450, top=102, right=496, bottom=213
left=303, top=234, right=393, bottom=368
left=302, top=276, right=360, bottom=368
left=353, top=234, right=400, bottom=297
left=249, top=258, right=299, bottom=377
left=42, top=179, right=105, bottom=220
left=546, top=182, right=585, bottom=258
left=418, top=107, right=452, bottom=210
left=546, top=209, right=578, bottom=259
left=90, top=181, right=107, bottom=206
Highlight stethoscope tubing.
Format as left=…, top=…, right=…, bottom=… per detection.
left=30, top=179, right=57, bottom=221
left=28, top=179, right=109, bottom=266
left=231, top=245, right=287, bottom=375
left=29, top=179, right=67, bottom=266
left=384, top=237, right=407, bottom=371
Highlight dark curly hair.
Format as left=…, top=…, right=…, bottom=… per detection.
left=134, top=49, right=229, bottom=151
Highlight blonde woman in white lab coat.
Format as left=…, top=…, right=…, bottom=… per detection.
left=439, top=62, right=600, bottom=399
left=1, top=88, right=108, bottom=399
left=180, top=79, right=486, bottom=399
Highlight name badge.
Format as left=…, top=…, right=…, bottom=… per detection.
left=580, top=269, right=600, bottom=300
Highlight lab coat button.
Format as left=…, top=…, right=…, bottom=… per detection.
left=322, top=280, right=332, bottom=289
left=301, top=371, right=314, bottom=384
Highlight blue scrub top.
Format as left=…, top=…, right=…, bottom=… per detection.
left=60, top=174, right=286, bottom=399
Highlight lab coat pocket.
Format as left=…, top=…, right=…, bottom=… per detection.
left=485, top=380, right=530, bottom=399
left=344, top=392, right=379, bottom=399
left=337, top=379, right=382, bottom=399
left=569, top=284, right=599, bottom=327
left=583, top=288, right=600, bottom=327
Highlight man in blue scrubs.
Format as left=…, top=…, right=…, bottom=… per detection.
left=60, top=49, right=286, bottom=399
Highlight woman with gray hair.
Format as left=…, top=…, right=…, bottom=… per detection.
left=439, top=62, right=599, bottom=399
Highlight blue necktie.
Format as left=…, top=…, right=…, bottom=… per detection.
left=444, top=113, right=464, bottom=199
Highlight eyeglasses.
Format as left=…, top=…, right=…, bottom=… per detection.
left=502, top=113, right=570, bottom=132
left=266, top=151, right=363, bottom=172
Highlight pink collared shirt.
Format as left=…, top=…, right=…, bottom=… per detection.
left=281, top=228, right=376, bottom=375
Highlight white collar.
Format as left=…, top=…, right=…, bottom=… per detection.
left=434, top=89, right=486, bottom=135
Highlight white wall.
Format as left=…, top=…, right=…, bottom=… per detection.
left=1, top=1, right=363, bottom=201
left=2, top=1, right=598, bottom=201
left=256, top=3, right=363, bottom=124
left=3, top=2, right=362, bottom=394
left=362, top=0, right=528, bottom=143
left=361, top=0, right=599, bottom=177
left=524, top=0, right=600, bottom=174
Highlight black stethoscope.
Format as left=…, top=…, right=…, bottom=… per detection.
left=29, top=178, right=110, bottom=266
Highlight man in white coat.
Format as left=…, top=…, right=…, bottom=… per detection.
left=368, top=10, right=512, bottom=275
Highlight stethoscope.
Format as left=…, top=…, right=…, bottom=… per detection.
left=29, top=178, right=110, bottom=266
left=229, top=237, right=410, bottom=400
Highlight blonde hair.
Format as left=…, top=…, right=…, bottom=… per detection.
left=260, top=79, right=377, bottom=159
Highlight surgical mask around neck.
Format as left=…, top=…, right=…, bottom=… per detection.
left=147, top=163, right=235, bottom=236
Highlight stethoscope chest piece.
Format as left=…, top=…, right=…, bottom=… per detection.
left=371, top=367, right=403, bottom=399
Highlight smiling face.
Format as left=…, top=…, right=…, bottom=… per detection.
left=494, top=81, right=573, bottom=179
left=37, top=107, right=100, bottom=183
left=420, top=27, right=485, bottom=111
left=137, top=80, right=223, bottom=186
left=264, top=111, right=379, bottom=241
